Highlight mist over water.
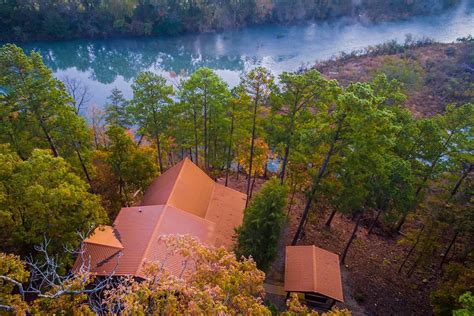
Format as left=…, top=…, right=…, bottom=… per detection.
left=21, top=3, right=474, bottom=108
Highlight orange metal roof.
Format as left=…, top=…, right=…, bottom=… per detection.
left=75, top=158, right=246, bottom=278
left=205, top=183, right=246, bottom=248
left=84, top=226, right=123, bottom=249
left=284, top=246, right=344, bottom=302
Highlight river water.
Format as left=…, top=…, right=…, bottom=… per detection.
left=21, top=2, right=474, bottom=109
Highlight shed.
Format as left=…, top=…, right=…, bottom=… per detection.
left=285, top=245, right=344, bottom=310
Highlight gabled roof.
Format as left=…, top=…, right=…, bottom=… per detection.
left=75, top=158, right=246, bottom=277
left=84, top=225, right=123, bottom=249
left=284, top=245, right=344, bottom=302
left=141, top=157, right=246, bottom=248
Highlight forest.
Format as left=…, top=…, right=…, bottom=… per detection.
left=0, top=35, right=473, bottom=314
left=0, top=0, right=464, bottom=42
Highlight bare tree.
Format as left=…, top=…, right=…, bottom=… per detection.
left=88, top=105, right=107, bottom=149
left=0, top=233, right=120, bottom=314
left=62, top=76, right=92, bottom=115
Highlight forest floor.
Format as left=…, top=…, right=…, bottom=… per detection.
left=217, top=175, right=435, bottom=315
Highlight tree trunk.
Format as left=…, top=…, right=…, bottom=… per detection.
left=188, top=148, right=193, bottom=162
left=249, top=172, right=257, bottom=200
left=450, top=164, right=472, bottom=198
left=397, top=133, right=456, bottom=232
left=395, top=213, right=408, bottom=232
left=156, top=135, right=163, bottom=172
left=203, top=91, right=208, bottom=170
left=246, top=91, right=260, bottom=205
left=74, top=143, right=92, bottom=185
left=137, top=133, right=145, bottom=146
left=193, top=107, right=199, bottom=167
left=39, top=119, right=59, bottom=157
left=225, top=107, right=235, bottom=187
left=406, top=252, right=423, bottom=278
left=287, top=182, right=297, bottom=215
left=368, top=209, right=383, bottom=235
left=439, top=231, right=458, bottom=270
left=398, top=225, right=425, bottom=273
left=291, top=116, right=344, bottom=245
left=236, top=162, right=240, bottom=180
left=341, top=212, right=362, bottom=265
left=325, top=209, right=338, bottom=228
left=280, top=140, right=290, bottom=184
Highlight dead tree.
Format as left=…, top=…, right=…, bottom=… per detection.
left=0, top=233, right=120, bottom=314
left=62, top=76, right=91, bottom=115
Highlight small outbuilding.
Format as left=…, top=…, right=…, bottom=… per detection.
left=284, top=245, right=344, bottom=310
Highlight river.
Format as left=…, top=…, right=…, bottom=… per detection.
left=21, top=1, right=474, bottom=110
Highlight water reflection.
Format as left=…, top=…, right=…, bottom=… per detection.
left=19, top=2, right=474, bottom=107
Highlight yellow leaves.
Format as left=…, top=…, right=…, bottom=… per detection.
left=0, top=253, right=30, bottom=314
left=104, top=235, right=269, bottom=315
left=236, top=138, right=269, bottom=176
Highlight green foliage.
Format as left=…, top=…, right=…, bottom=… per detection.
left=0, top=1, right=458, bottom=42
left=269, top=70, right=340, bottom=182
left=0, top=145, right=107, bottom=259
left=376, top=57, right=425, bottom=90
left=104, top=125, right=158, bottom=206
left=235, top=178, right=288, bottom=271
left=431, top=263, right=474, bottom=315
left=0, top=44, right=93, bottom=180
left=177, top=67, right=230, bottom=169
left=104, top=87, right=131, bottom=128
left=130, top=71, right=174, bottom=171
left=453, top=292, right=474, bottom=316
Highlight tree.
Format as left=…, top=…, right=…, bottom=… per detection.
left=0, top=237, right=119, bottom=314
left=431, top=263, right=474, bottom=315
left=104, top=235, right=270, bottom=314
left=104, top=87, right=131, bottom=128
left=0, top=44, right=94, bottom=182
left=0, top=145, right=107, bottom=259
left=396, top=103, right=474, bottom=231
left=62, top=76, right=91, bottom=115
left=130, top=71, right=174, bottom=172
left=235, top=178, right=288, bottom=271
left=239, top=67, right=275, bottom=203
left=453, top=292, right=474, bottom=316
left=0, top=253, right=29, bottom=314
left=179, top=67, right=230, bottom=169
left=103, top=125, right=158, bottom=209
left=236, top=137, right=269, bottom=198
left=270, top=70, right=340, bottom=183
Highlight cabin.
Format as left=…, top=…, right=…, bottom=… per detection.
left=284, top=245, right=344, bottom=310
left=74, top=158, right=246, bottom=278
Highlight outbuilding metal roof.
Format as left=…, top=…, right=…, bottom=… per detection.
left=284, top=245, right=344, bottom=302
left=75, top=158, right=246, bottom=277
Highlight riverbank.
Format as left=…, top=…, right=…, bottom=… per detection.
left=315, top=38, right=474, bottom=117
left=1, top=0, right=468, bottom=42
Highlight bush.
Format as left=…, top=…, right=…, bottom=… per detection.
left=235, top=178, right=288, bottom=271
left=376, top=57, right=425, bottom=90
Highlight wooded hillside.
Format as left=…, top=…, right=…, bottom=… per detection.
left=0, top=0, right=464, bottom=42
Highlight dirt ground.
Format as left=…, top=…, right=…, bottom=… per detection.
left=217, top=175, right=435, bottom=315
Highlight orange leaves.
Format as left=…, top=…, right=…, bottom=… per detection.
left=236, top=138, right=269, bottom=176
